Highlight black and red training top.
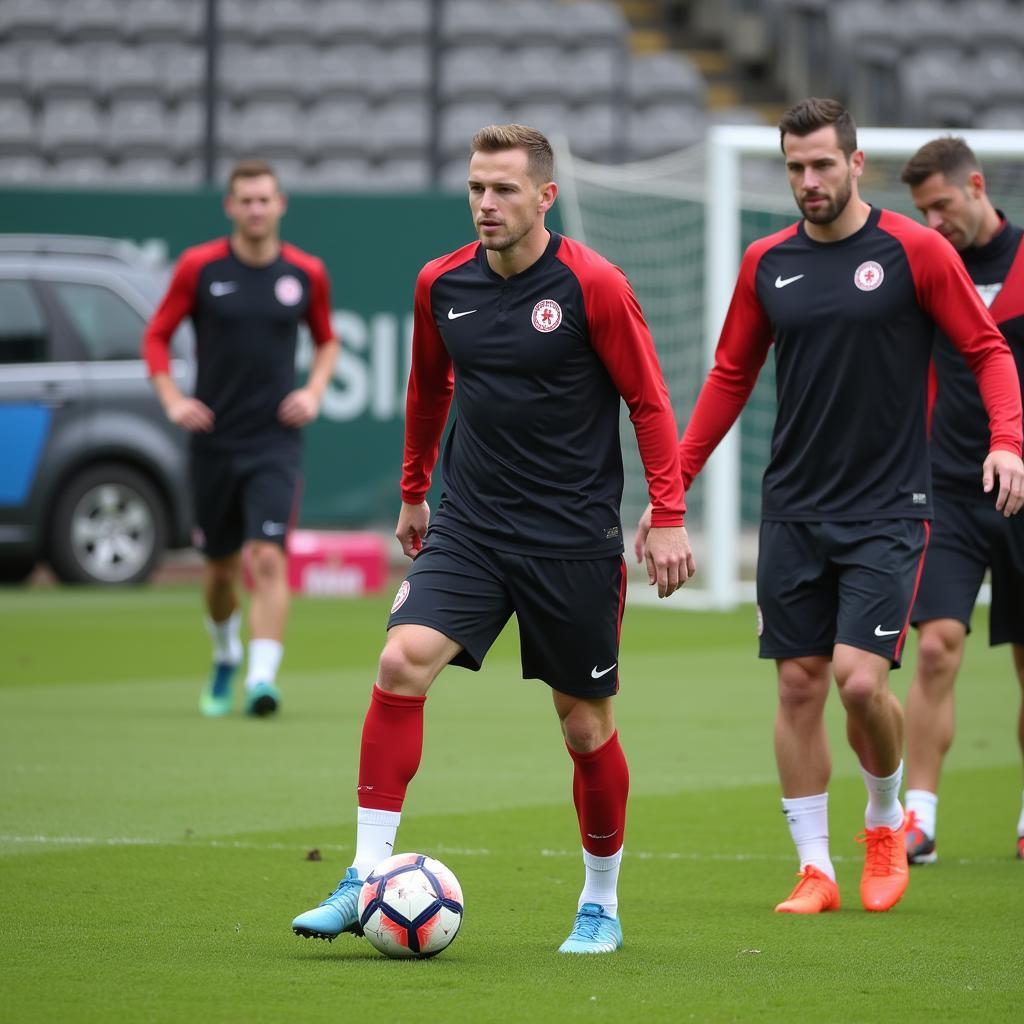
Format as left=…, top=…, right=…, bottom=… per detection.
left=680, top=206, right=1022, bottom=522
left=143, top=238, right=335, bottom=452
left=401, top=230, right=684, bottom=558
left=931, top=216, right=1024, bottom=502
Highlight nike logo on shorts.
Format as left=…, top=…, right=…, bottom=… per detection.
left=591, top=663, right=617, bottom=679
left=874, top=625, right=901, bottom=637
left=262, top=520, right=286, bottom=536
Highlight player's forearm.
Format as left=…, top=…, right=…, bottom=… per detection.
left=678, top=366, right=753, bottom=489
left=150, top=372, right=184, bottom=414
left=305, top=338, right=339, bottom=402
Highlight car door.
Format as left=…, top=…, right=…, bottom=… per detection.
left=0, top=273, right=92, bottom=557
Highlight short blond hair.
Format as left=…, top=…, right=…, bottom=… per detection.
left=471, top=124, right=554, bottom=183
left=227, top=158, right=279, bottom=194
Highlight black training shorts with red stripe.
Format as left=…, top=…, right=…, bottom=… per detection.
left=386, top=526, right=628, bottom=698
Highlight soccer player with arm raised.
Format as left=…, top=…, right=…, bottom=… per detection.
left=291, top=124, right=693, bottom=954
left=635, top=99, right=1023, bottom=913
left=899, top=137, right=1024, bottom=864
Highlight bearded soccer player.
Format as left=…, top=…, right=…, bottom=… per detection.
left=291, top=124, right=693, bottom=954
left=635, top=99, right=1024, bottom=913
left=143, top=159, right=338, bottom=718
left=899, top=137, right=1024, bottom=864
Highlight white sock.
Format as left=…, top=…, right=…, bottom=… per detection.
left=578, top=846, right=622, bottom=918
left=245, top=639, right=283, bottom=689
left=1018, top=789, right=1024, bottom=837
left=905, top=789, right=938, bottom=840
left=353, top=807, right=401, bottom=880
left=205, top=611, right=242, bottom=665
left=782, top=793, right=835, bottom=881
left=861, top=761, right=904, bottom=830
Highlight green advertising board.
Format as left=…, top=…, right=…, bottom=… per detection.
left=0, top=187, right=562, bottom=528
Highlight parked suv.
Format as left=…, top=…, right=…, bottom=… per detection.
left=0, top=234, right=193, bottom=584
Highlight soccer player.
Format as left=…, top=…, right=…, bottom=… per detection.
left=143, top=159, right=338, bottom=718
left=635, top=99, right=1024, bottom=913
left=899, top=137, right=1024, bottom=863
left=291, top=124, right=693, bottom=954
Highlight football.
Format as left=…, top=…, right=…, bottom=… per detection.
left=357, top=852, right=464, bottom=959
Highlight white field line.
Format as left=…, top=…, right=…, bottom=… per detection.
left=0, top=834, right=1009, bottom=866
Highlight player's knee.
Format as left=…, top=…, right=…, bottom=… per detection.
left=916, top=625, right=961, bottom=681
left=205, top=556, right=238, bottom=589
left=247, top=542, right=285, bottom=583
left=377, top=639, right=431, bottom=695
left=836, top=670, right=884, bottom=714
left=777, top=662, right=827, bottom=713
left=559, top=703, right=614, bottom=753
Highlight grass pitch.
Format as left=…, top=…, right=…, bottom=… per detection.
left=2, top=585, right=1021, bottom=1023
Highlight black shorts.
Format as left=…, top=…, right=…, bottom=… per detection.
left=756, top=519, right=930, bottom=667
left=912, top=492, right=1024, bottom=646
left=386, top=527, right=628, bottom=698
left=190, top=446, right=301, bottom=559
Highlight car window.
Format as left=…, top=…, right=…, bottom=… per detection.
left=0, top=279, right=48, bottom=364
left=50, top=281, right=146, bottom=361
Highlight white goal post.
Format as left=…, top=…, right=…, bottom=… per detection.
left=556, top=126, right=1024, bottom=610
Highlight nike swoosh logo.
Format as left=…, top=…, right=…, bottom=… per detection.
left=262, top=520, right=286, bottom=536
left=447, top=308, right=477, bottom=319
left=874, top=625, right=901, bottom=637
left=591, top=664, right=617, bottom=679
left=210, top=281, right=239, bottom=296
left=775, top=274, right=805, bottom=288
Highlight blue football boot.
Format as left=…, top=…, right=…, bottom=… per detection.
left=199, top=662, right=237, bottom=717
left=244, top=681, right=280, bottom=717
left=292, top=868, right=365, bottom=941
left=558, top=903, right=623, bottom=954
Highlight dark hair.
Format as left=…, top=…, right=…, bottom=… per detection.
left=227, top=158, right=279, bottom=193
left=471, top=124, right=554, bottom=183
left=778, top=98, right=858, bottom=158
left=900, top=136, right=981, bottom=187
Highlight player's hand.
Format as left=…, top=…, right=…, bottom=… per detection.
left=165, top=395, right=214, bottom=433
left=278, top=387, right=320, bottom=427
left=633, top=502, right=653, bottom=563
left=983, top=448, right=1024, bottom=516
left=396, top=501, right=430, bottom=558
left=645, top=525, right=695, bottom=599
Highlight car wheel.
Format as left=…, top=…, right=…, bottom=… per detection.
left=49, top=464, right=168, bottom=585
left=0, top=556, right=36, bottom=584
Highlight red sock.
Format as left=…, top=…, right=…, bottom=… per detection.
left=567, top=730, right=629, bottom=857
left=356, top=685, right=426, bottom=812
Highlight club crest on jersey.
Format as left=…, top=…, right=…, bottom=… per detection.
left=531, top=298, right=562, bottom=332
left=854, top=261, right=884, bottom=291
left=391, top=580, right=411, bottom=614
left=275, top=275, right=303, bottom=306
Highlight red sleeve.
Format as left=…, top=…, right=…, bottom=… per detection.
left=142, top=250, right=203, bottom=376
left=283, top=244, right=335, bottom=345
left=399, top=263, right=455, bottom=504
left=678, top=240, right=776, bottom=490
left=883, top=211, right=1023, bottom=456
left=575, top=258, right=685, bottom=526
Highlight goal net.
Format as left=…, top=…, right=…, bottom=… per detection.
left=554, top=127, right=1024, bottom=608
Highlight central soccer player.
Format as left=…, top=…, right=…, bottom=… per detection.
left=291, top=124, right=693, bottom=953
left=636, top=98, right=1024, bottom=913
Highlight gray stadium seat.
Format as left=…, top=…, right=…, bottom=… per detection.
left=125, top=0, right=204, bottom=44
left=439, top=101, right=508, bottom=162
left=310, top=44, right=377, bottom=102
left=628, top=52, right=706, bottom=106
left=367, top=99, right=431, bottom=159
left=220, top=44, right=312, bottom=103
left=563, top=46, right=625, bottom=103
left=898, top=50, right=973, bottom=126
left=439, top=157, right=474, bottom=191
left=303, top=98, right=372, bottom=160
left=0, top=155, right=49, bottom=184
left=154, top=44, right=205, bottom=103
left=228, top=101, right=306, bottom=159
left=374, top=0, right=432, bottom=46
left=304, top=157, right=375, bottom=189
left=442, top=0, right=572, bottom=47
left=553, top=0, right=628, bottom=49
left=96, top=46, right=162, bottom=101
left=217, top=0, right=261, bottom=45
left=439, top=46, right=504, bottom=103
left=39, top=99, right=107, bottom=158
left=0, top=98, right=35, bottom=153
left=976, top=105, right=1024, bottom=131
left=370, top=157, right=432, bottom=190
left=566, top=102, right=619, bottom=162
left=26, top=44, right=98, bottom=100
left=625, top=103, right=704, bottom=160
left=970, top=1, right=1024, bottom=53
left=500, top=47, right=566, bottom=104
left=970, top=51, right=1024, bottom=108
left=60, top=0, right=126, bottom=44
left=107, top=98, right=175, bottom=159
left=171, top=102, right=205, bottom=161
left=0, top=44, right=23, bottom=96
left=45, top=156, right=113, bottom=185
left=251, top=0, right=317, bottom=46
left=509, top=101, right=571, bottom=141
left=113, top=157, right=202, bottom=187
left=314, top=0, right=378, bottom=46
left=369, top=44, right=430, bottom=100
left=2, top=0, right=60, bottom=42
left=254, top=156, right=312, bottom=190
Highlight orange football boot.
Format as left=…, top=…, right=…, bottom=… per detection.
left=774, top=865, right=841, bottom=914
left=858, top=822, right=909, bottom=911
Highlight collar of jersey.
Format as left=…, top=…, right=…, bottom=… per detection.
left=964, top=211, right=1018, bottom=269
left=476, top=230, right=562, bottom=283
left=797, top=204, right=881, bottom=248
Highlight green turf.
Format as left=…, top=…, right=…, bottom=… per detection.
left=2, top=586, right=1021, bottom=1023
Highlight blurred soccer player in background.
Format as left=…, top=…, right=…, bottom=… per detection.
left=636, top=98, right=1024, bottom=913
left=899, top=137, right=1024, bottom=863
left=143, top=159, right=338, bottom=718
left=292, top=124, right=693, bottom=954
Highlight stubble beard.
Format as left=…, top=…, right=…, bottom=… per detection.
left=799, top=176, right=853, bottom=225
